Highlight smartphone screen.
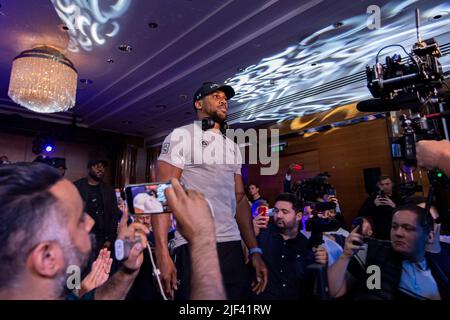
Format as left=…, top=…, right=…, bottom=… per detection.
left=125, top=182, right=172, bottom=214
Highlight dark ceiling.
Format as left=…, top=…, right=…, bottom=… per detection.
left=0, top=0, right=449, bottom=146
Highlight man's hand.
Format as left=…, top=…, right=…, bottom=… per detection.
left=416, top=140, right=450, bottom=170
left=312, top=246, right=328, bottom=266
left=374, top=195, right=395, bottom=208
left=163, top=178, right=216, bottom=298
left=80, top=248, right=112, bottom=296
left=118, top=221, right=149, bottom=274
left=165, top=179, right=215, bottom=242
left=117, top=208, right=129, bottom=238
left=343, top=226, right=364, bottom=259
left=252, top=214, right=269, bottom=237
left=165, top=178, right=225, bottom=300
left=250, top=253, right=268, bottom=295
left=156, top=252, right=178, bottom=299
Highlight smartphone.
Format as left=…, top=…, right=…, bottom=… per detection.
left=315, top=201, right=336, bottom=212
left=257, top=205, right=269, bottom=216
left=124, top=182, right=172, bottom=214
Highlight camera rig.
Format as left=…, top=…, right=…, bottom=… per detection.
left=357, top=8, right=450, bottom=223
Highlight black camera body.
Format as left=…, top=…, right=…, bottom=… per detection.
left=366, top=38, right=443, bottom=101
left=307, top=214, right=340, bottom=248
left=294, top=173, right=334, bottom=203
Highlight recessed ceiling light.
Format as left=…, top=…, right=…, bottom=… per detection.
left=148, top=22, right=159, bottom=29
left=155, top=104, right=167, bottom=109
left=79, top=78, right=93, bottom=85
left=433, top=14, right=443, bottom=20
left=237, top=66, right=246, bottom=72
left=179, top=94, right=188, bottom=101
left=118, top=44, right=132, bottom=53
left=311, top=63, right=317, bottom=66
left=59, top=24, right=69, bottom=31
left=333, top=22, right=344, bottom=28
left=122, top=120, right=133, bottom=125
left=107, top=58, right=114, bottom=63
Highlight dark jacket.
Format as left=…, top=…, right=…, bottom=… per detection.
left=348, top=238, right=450, bottom=300
left=74, top=178, right=121, bottom=245
left=253, top=224, right=316, bottom=300
left=358, top=192, right=402, bottom=240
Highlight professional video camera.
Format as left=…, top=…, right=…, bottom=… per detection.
left=293, top=173, right=335, bottom=203
left=356, top=8, right=450, bottom=222
left=306, top=204, right=340, bottom=248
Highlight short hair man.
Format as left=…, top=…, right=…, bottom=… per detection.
left=358, top=175, right=401, bottom=240
left=329, top=204, right=450, bottom=300
left=248, top=184, right=266, bottom=204
left=74, top=159, right=121, bottom=254
left=252, top=193, right=328, bottom=300
left=52, top=157, right=67, bottom=177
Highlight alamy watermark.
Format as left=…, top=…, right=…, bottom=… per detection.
left=161, top=121, right=280, bottom=175
left=367, top=5, right=381, bottom=30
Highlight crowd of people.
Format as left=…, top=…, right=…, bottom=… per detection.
left=1, top=82, right=450, bottom=301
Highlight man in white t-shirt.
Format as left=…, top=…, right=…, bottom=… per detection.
left=153, top=82, right=268, bottom=299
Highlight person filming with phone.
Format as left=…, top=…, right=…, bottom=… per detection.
left=328, top=204, right=450, bottom=300
left=358, top=175, right=401, bottom=240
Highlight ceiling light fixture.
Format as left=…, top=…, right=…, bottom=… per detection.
left=148, top=22, right=159, bottom=29
left=333, top=22, right=344, bottom=28
left=8, top=46, right=77, bottom=113
left=107, top=58, right=114, bottom=63
left=59, top=24, right=69, bottom=31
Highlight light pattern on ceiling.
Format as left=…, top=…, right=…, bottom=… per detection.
left=51, top=0, right=132, bottom=52
left=225, top=0, right=450, bottom=124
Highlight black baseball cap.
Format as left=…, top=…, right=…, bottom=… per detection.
left=87, top=159, right=108, bottom=168
left=52, top=157, right=67, bottom=169
left=193, top=82, right=235, bottom=106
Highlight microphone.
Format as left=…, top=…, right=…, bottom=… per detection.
left=356, top=98, right=401, bottom=112
left=357, top=93, right=423, bottom=112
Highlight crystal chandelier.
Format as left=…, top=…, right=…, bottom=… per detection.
left=8, top=46, right=78, bottom=113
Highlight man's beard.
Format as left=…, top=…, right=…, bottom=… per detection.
left=88, top=171, right=103, bottom=182
left=210, top=110, right=227, bottom=123
left=56, top=234, right=95, bottom=298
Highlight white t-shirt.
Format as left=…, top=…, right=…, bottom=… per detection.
left=158, top=122, right=243, bottom=248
